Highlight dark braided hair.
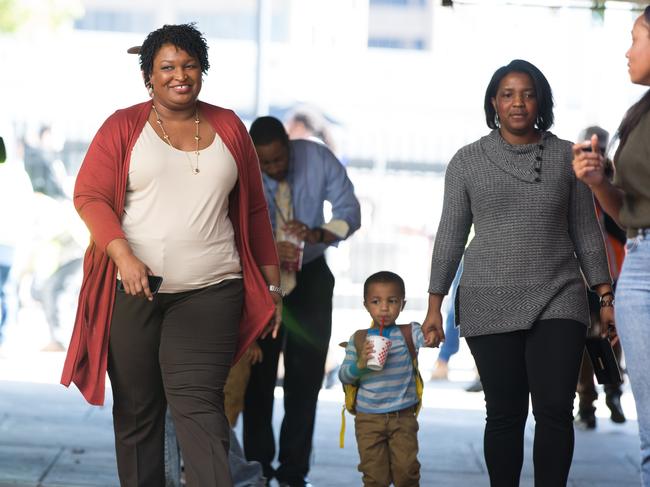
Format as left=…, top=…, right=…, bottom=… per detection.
left=139, top=23, right=209, bottom=89
left=614, top=6, right=650, bottom=162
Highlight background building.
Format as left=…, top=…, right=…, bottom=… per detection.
left=1, top=0, right=647, bottom=353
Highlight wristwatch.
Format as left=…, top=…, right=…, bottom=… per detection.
left=268, top=284, right=285, bottom=297
left=313, top=227, right=325, bottom=243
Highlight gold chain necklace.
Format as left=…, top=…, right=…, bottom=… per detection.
left=152, top=104, right=201, bottom=175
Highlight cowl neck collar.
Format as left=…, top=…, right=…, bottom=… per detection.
left=479, top=129, right=555, bottom=183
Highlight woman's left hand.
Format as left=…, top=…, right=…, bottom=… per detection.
left=599, top=305, right=618, bottom=346
left=572, top=135, right=606, bottom=188
left=260, top=291, right=282, bottom=339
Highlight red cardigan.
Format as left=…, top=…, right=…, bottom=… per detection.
left=61, top=100, right=278, bottom=405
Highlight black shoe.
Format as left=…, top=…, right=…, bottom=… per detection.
left=606, top=394, right=626, bottom=423
left=574, top=408, right=596, bottom=430
left=278, top=479, right=312, bottom=487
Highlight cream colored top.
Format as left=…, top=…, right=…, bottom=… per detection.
left=122, top=122, right=242, bottom=293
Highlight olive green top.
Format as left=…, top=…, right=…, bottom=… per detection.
left=613, top=109, right=650, bottom=238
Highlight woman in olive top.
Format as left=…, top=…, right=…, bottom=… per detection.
left=572, top=6, right=650, bottom=486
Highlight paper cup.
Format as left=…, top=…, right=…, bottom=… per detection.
left=366, top=335, right=392, bottom=371
left=280, top=233, right=305, bottom=272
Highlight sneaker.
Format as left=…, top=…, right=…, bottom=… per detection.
left=574, top=408, right=597, bottom=430
left=605, top=394, right=626, bottom=423
left=430, top=359, right=449, bottom=381
left=465, top=378, right=483, bottom=392
left=41, top=340, right=65, bottom=352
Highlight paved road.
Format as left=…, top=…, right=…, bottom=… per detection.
left=0, top=304, right=642, bottom=486
left=0, top=365, right=642, bottom=487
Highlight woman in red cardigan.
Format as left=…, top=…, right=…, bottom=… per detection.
left=60, top=23, right=281, bottom=486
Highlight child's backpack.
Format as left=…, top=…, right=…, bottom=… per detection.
left=339, top=324, right=424, bottom=448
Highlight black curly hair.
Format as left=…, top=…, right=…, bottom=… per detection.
left=249, top=116, right=290, bottom=147
left=364, top=271, right=406, bottom=300
left=139, top=23, right=210, bottom=89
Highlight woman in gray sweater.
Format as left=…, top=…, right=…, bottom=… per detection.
left=423, top=59, right=616, bottom=487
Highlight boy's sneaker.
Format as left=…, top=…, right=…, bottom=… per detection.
left=574, top=408, right=597, bottom=430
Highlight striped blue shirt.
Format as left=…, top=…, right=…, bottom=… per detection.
left=338, top=322, right=424, bottom=414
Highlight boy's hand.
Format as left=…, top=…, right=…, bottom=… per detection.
left=356, top=340, right=375, bottom=370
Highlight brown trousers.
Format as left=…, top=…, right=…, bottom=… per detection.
left=107, top=279, right=243, bottom=487
left=354, top=407, right=420, bottom=487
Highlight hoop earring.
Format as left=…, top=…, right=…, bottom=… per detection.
left=148, top=85, right=154, bottom=97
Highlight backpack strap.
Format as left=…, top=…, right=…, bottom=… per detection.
left=398, top=323, right=424, bottom=417
left=340, top=328, right=370, bottom=449
left=397, top=324, right=416, bottom=360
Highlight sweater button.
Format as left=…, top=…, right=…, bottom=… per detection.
left=535, top=177, right=541, bottom=182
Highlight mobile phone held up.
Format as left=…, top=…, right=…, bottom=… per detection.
left=117, top=275, right=163, bottom=295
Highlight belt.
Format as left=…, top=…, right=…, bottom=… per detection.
left=381, top=405, right=416, bottom=418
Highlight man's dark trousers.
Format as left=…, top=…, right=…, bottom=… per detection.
left=243, top=256, right=334, bottom=484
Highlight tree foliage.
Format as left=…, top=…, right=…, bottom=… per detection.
left=0, top=0, right=83, bottom=34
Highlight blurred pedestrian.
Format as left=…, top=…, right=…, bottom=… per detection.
left=573, top=126, right=626, bottom=430
left=430, top=261, right=461, bottom=381
left=284, top=105, right=336, bottom=151
left=572, top=7, right=650, bottom=483
left=0, top=133, right=33, bottom=350
left=245, top=116, right=360, bottom=487
left=424, top=59, right=614, bottom=487
left=60, top=23, right=281, bottom=487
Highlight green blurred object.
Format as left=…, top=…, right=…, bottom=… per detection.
left=0, top=137, right=6, bottom=163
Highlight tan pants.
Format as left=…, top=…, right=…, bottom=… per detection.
left=224, top=348, right=253, bottom=427
left=354, top=407, right=420, bottom=487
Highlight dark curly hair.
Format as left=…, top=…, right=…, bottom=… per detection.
left=249, top=116, right=290, bottom=147
left=484, top=59, right=554, bottom=131
left=364, top=271, right=405, bottom=300
left=139, top=23, right=210, bottom=89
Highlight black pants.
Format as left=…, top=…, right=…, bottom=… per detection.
left=466, top=319, right=586, bottom=487
left=243, top=256, right=334, bottom=484
left=108, top=279, right=243, bottom=487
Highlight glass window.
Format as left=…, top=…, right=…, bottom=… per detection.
left=74, top=9, right=156, bottom=33
left=368, top=37, right=426, bottom=50
left=177, top=11, right=288, bottom=41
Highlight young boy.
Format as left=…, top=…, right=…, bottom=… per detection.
left=339, top=270, right=424, bottom=487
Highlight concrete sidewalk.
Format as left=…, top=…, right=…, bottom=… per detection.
left=0, top=363, right=642, bottom=487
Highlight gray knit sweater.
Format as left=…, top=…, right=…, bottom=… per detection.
left=429, top=130, right=611, bottom=337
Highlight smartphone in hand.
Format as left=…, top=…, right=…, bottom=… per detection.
left=117, top=275, right=163, bottom=294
